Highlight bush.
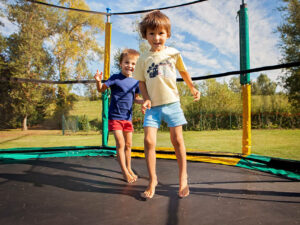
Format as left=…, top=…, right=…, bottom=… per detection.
left=77, top=115, right=90, bottom=131
left=89, top=118, right=102, bottom=131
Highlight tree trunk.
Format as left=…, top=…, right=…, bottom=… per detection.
left=22, top=115, right=28, bottom=131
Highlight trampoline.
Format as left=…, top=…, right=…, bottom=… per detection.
left=0, top=156, right=300, bottom=225
left=1, top=1, right=300, bottom=225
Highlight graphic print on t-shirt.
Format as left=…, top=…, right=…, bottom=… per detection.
left=147, top=60, right=173, bottom=78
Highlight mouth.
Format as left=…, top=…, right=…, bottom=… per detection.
left=124, top=68, right=133, bottom=73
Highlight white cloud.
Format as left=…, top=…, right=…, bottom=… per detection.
left=187, top=67, right=211, bottom=78
left=112, top=16, right=137, bottom=35
left=167, top=1, right=240, bottom=56
left=161, top=0, right=283, bottom=82
left=248, top=2, right=281, bottom=68
left=0, top=7, right=18, bottom=36
left=1, top=0, right=284, bottom=84
left=75, top=0, right=286, bottom=83
left=182, top=49, right=220, bottom=69
left=86, top=1, right=106, bottom=12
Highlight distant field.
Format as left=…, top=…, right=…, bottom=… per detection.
left=0, top=129, right=299, bottom=160
left=69, top=100, right=102, bottom=121
left=1, top=101, right=299, bottom=160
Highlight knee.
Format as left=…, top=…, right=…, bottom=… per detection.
left=116, top=140, right=125, bottom=149
left=171, top=136, right=184, bottom=148
left=125, top=141, right=132, bottom=150
left=144, top=137, right=155, bottom=149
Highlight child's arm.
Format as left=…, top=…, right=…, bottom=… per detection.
left=134, top=94, right=144, bottom=105
left=139, top=81, right=151, bottom=114
left=94, top=70, right=108, bottom=93
left=179, top=71, right=201, bottom=101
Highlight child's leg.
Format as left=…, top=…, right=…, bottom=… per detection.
left=113, top=130, right=135, bottom=183
left=169, top=126, right=189, bottom=198
left=143, top=126, right=158, bottom=198
left=123, top=131, right=137, bottom=180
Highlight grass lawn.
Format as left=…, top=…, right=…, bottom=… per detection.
left=0, top=129, right=299, bottom=160
left=69, top=100, right=102, bottom=121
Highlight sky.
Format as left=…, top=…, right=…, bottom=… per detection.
left=86, top=0, right=286, bottom=85
left=0, top=0, right=286, bottom=87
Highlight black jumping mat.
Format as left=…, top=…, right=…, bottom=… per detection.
left=0, top=156, right=299, bottom=225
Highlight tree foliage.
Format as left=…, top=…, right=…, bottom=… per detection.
left=52, top=0, right=104, bottom=80
left=49, top=0, right=105, bottom=122
left=197, top=79, right=242, bottom=113
left=2, top=0, right=57, bottom=129
left=0, top=0, right=105, bottom=129
left=229, top=77, right=241, bottom=93
left=251, top=73, right=277, bottom=95
left=277, top=0, right=300, bottom=109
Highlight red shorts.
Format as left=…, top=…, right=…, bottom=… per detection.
left=108, top=120, right=134, bottom=132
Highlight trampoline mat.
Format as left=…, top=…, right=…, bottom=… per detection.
left=0, top=156, right=299, bottom=225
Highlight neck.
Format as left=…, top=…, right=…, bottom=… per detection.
left=150, top=46, right=166, bottom=52
left=121, top=72, right=131, bottom=77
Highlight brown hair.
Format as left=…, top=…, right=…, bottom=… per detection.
left=139, top=10, right=171, bottom=39
left=119, top=48, right=140, bottom=64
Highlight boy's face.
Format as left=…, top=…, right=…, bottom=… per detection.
left=120, top=55, right=138, bottom=77
left=146, top=27, right=168, bottom=52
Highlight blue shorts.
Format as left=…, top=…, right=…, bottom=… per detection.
left=143, top=102, right=187, bottom=128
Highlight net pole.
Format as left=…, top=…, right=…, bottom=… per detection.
left=102, top=9, right=112, bottom=147
left=239, top=2, right=251, bottom=155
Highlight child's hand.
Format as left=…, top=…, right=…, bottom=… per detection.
left=192, top=88, right=201, bottom=102
left=141, top=99, right=151, bottom=114
left=94, top=69, right=103, bottom=82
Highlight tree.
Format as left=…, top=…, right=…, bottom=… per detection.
left=251, top=73, right=277, bottom=95
left=49, top=0, right=105, bottom=120
left=0, top=30, right=15, bottom=129
left=229, top=77, right=241, bottom=93
left=52, top=0, right=104, bottom=80
left=197, top=79, right=241, bottom=112
left=3, top=0, right=57, bottom=130
left=277, top=0, right=300, bottom=109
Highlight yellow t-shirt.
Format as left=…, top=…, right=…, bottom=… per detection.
left=133, top=47, right=187, bottom=107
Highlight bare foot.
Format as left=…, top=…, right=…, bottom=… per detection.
left=123, top=173, right=135, bottom=183
left=179, top=176, right=189, bottom=198
left=178, top=184, right=190, bottom=198
left=142, top=180, right=158, bottom=199
left=128, top=169, right=138, bottom=182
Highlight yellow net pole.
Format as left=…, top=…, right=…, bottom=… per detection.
left=239, top=3, right=251, bottom=155
left=242, top=84, right=251, bottom=155
left=104, top=21, right=111, bottom=80
left=102, top=11, right=112, bottom=147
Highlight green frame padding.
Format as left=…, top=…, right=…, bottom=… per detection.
left=0, top=146, right=116, bottom=161
left=1, top=147, right=299, bottom=180
left=236, top=154, right=300, bottom=180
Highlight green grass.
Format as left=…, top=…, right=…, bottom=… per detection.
left=1, top=129, right=299, bottom=160
left=1, top=101, right=299, bottom=160
left=69, top=100, right=102, bottom=121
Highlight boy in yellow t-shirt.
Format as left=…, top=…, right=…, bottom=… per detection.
left=133, top=10, right=200, bottom=199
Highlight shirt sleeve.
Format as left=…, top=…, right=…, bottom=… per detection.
left=176, top=53, right=187, bottom=72
left=135, top=81, right=140, bottom=94
left=133, top=57, right=145, bottom=82
left=104, top=75, right=116, bottom=88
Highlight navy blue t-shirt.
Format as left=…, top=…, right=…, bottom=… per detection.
left=104, top=73, right=139, bottom=121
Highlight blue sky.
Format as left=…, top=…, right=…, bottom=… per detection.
left=0, top=0, right=286, bottom=85
left=86, top=0, right=285, bottom=85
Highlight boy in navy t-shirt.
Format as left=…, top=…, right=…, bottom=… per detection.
left=94, top=49, right=143, bottom=183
